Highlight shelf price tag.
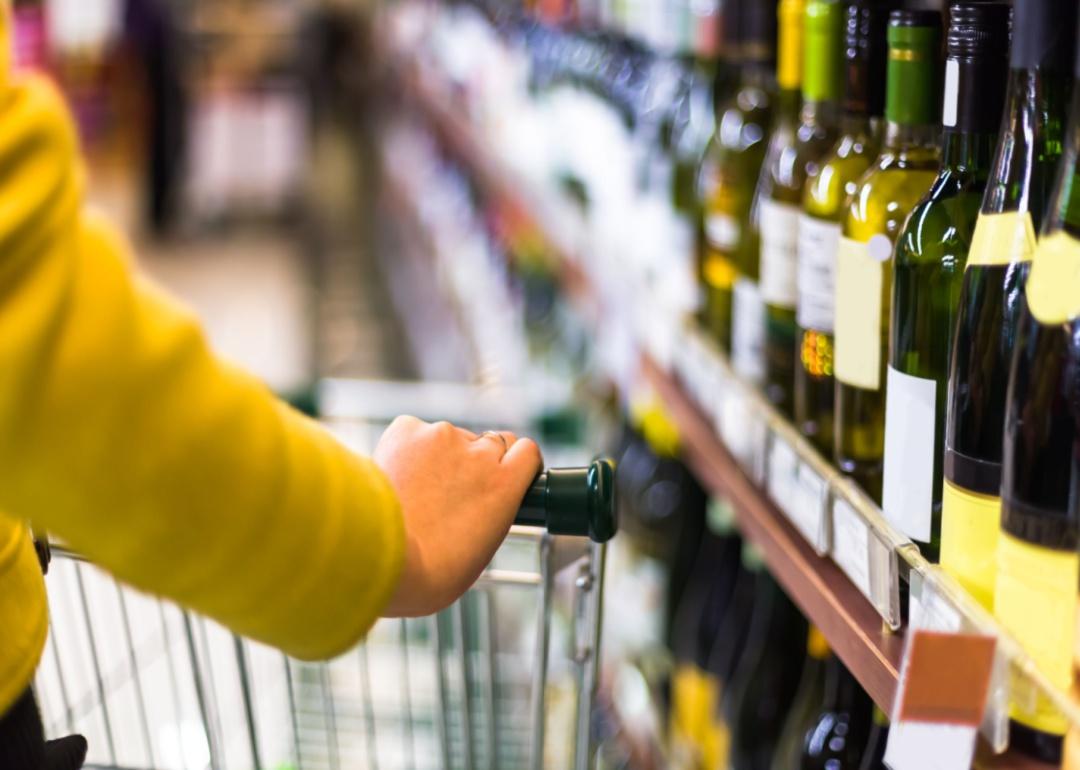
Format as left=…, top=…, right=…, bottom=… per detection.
left=791, top=463, right=830, bottom=555
left=884, top=630, right=996, bottom=770
left=767, top=434, right=799, bottom=520
left=832, top=497, right=871, bottom=598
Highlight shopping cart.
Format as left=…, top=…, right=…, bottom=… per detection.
left=35, top=430, right=616, bottom=770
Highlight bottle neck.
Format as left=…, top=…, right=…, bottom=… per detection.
left=883, top=121, right=939, bottom=152
left=777, top=86, right=801, bottom=121
left=801, top=98, right=841, bottom=128
left=741, top=61, right=775, bottom=92
left=941, top=129, right=997, bottom=176
left=1046, top=86, right=1080, bottom=237
left=839, top=111, right=874, bottom=138
left=986, top=66, right=1073, bottom=217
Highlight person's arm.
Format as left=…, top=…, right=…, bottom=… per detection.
left=0, top=72, right=540, bottom=658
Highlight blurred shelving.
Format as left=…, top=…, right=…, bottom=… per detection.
left=385, top=38, right=1079, bottom=770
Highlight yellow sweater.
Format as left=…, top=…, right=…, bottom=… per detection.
left=0, top=73, right=405, bottom=713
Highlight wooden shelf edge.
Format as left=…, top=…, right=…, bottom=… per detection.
left=640, top=356, right=904, bottom=711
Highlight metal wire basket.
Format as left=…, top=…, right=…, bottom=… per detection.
left=35, top=382, right=612, bottom=770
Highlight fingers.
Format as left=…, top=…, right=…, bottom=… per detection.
left=501, top=437, right=543, bottom=481
left=473, top=430, right=517, bottom=456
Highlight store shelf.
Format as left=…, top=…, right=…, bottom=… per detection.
left=391, top=48, right=1072, bottom=768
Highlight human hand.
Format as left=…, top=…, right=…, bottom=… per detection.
left=374, top=416, right=543, bottom=617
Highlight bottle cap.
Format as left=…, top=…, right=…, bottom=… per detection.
left=1011, top=0, right=1077, bottom=72
left=845, top=0, right=900, bottom=117
left=885, top=9, right=942, bottom=126
left=778, top=0, right=807, bottom=90
left=803, top=0, right=844, bottom=103
left=943, top=3, right=1010, bottom=133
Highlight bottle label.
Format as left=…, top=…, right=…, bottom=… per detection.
left=1026, top=230, right=1080, bottom=325
left=995, top=533, right=1079, bottom=736
left=881, top=366, right=937, bottom=543
left=705, top=212, right=740, bottom=252
left=732, top=277, right=765, bottom=383
left=939, top=479, right=1000, bottom=610
left=702, top=249, right=738, bottom=292
left=759, top=198, right=800, bottom=308
left=834, top=235, right=890, bottom=391
left=797, top=214, right=841, bottom=332
left=966, top=211, right=1037, bottom=268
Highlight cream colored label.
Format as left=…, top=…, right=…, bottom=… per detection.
left=996, top=533, right=1079, bottom=736
left=834, top=235, right=886, bottom=391
left=759, top=199, right=800, bottom=308
left=1026, top=230, right=1080, bottom=325
left=966, top=211, right=1037, bottom=268
left=939, top=479, right=1000, bottom=610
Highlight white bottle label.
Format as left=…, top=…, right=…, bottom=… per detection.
left=758, top=198, right=800, bottom=308
left=881, top=365, right=937, bottom=543
left=796, top=215, right=842, bottom=332
left=732, top=277, right=765, bottom=384
left=705, top=213, right=740, bottom=251
left=834, top=235, right=890, bottom=391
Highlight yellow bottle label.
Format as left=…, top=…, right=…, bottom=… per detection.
left=703, top=248, right=739, bottom=292
left=939, top=479, right=1000, bottom=610
left=708, top=714, right=731, bottom=770
left=807, top=625, right=830, bottom=659
left=1065, top=725, right=1080, bottom=770
left=995, top=532, right=1079, bottom=736
left=671, top=664, right=724, bottom=769
left=834, top=235, right=887, bottom=391
left=1026, top=230, right=1080, bottom=325
left=966, top=211, right=1037, bottom=268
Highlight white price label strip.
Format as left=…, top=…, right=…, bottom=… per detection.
left=831, top=498, right=871, bottom=597
left=767, top=436, right=799, bottom=519
left=792, top=463, right=830, bottom=554
left=885, top=630, right=996, bottom=770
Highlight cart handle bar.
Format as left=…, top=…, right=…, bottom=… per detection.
left=515, top=460, right=617, bottom=543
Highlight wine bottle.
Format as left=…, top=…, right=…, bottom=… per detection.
left=770, top=626, right=830, bottom=770
left=725, top=563, right=808, bottom=770
left=799, top=656, right=873, bottom=770
left=758, top=0, right=844, bottom=417
left=699, top=0, right=776, bottom=355
left=670, top=517, right=743, bottom=768
left=939, top=0, right=1076, bottom=610
left=856, top=707, right=890, bottom=770
left=833, top=9, right=941, bottom=502
left=704, top=537, right=761, bottom=769
left=995, top=22, right=1080, bottom=760
left=796, top=0, right=895, bottom=455
left=880, top=3, right=1010, bottom=562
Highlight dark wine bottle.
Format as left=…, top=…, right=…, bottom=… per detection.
left=881, top=2, right=1010, bottom=562
left=799, top=656, right=873, bottom=770
left=995, top=15, right=1080, bottom=760
left=724, top=566, right=808, bottom=770
left=856, top=707, right=890, bottom=770
left=770, top=627, right=830, bottom=770
left=940, top=0, right=1077, bottom=610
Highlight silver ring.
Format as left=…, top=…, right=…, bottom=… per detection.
left=480, top=431, right=509, bottom=452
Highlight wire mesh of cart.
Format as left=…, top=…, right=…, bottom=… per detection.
left=33, top=380, right=618, bottom=770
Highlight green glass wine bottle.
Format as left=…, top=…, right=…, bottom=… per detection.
left=833, top=9, right=941, bottom=502
left=795, top=0, right=894, bottom=455
left=995, top=21, right=1080, bottom=761
left=939, top=0, right=1076, bottom=611
left=699, top=0, right=776, bottom=354
left=757, top=0, right=844, bottom=417
left=724, top=561, right=808, bottom=770
left=880, top=3, right=1010, bottom=562
left=769, top=626, right=829, bottom=770
left=856, top=707, right=890, bottom=770
left=799, top=655, right=873, bottom=770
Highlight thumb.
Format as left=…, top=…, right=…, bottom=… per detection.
left=501, top=438, right=543, bottom=490
left=44, top=735, right=87, bottom=770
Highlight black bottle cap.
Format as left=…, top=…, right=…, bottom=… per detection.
left=944, top=3, right=1011, bottom=132
left=1010, top=0, right=1077, bottom=72
left=845, top=0, right=900, bottom=117
left=740, top=0, right=777, bottom=66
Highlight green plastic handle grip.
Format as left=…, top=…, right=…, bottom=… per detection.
left=515, top=459, right=617, bottom=543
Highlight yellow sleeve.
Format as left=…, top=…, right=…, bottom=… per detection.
left=0, top=74, right=405, bottom=661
